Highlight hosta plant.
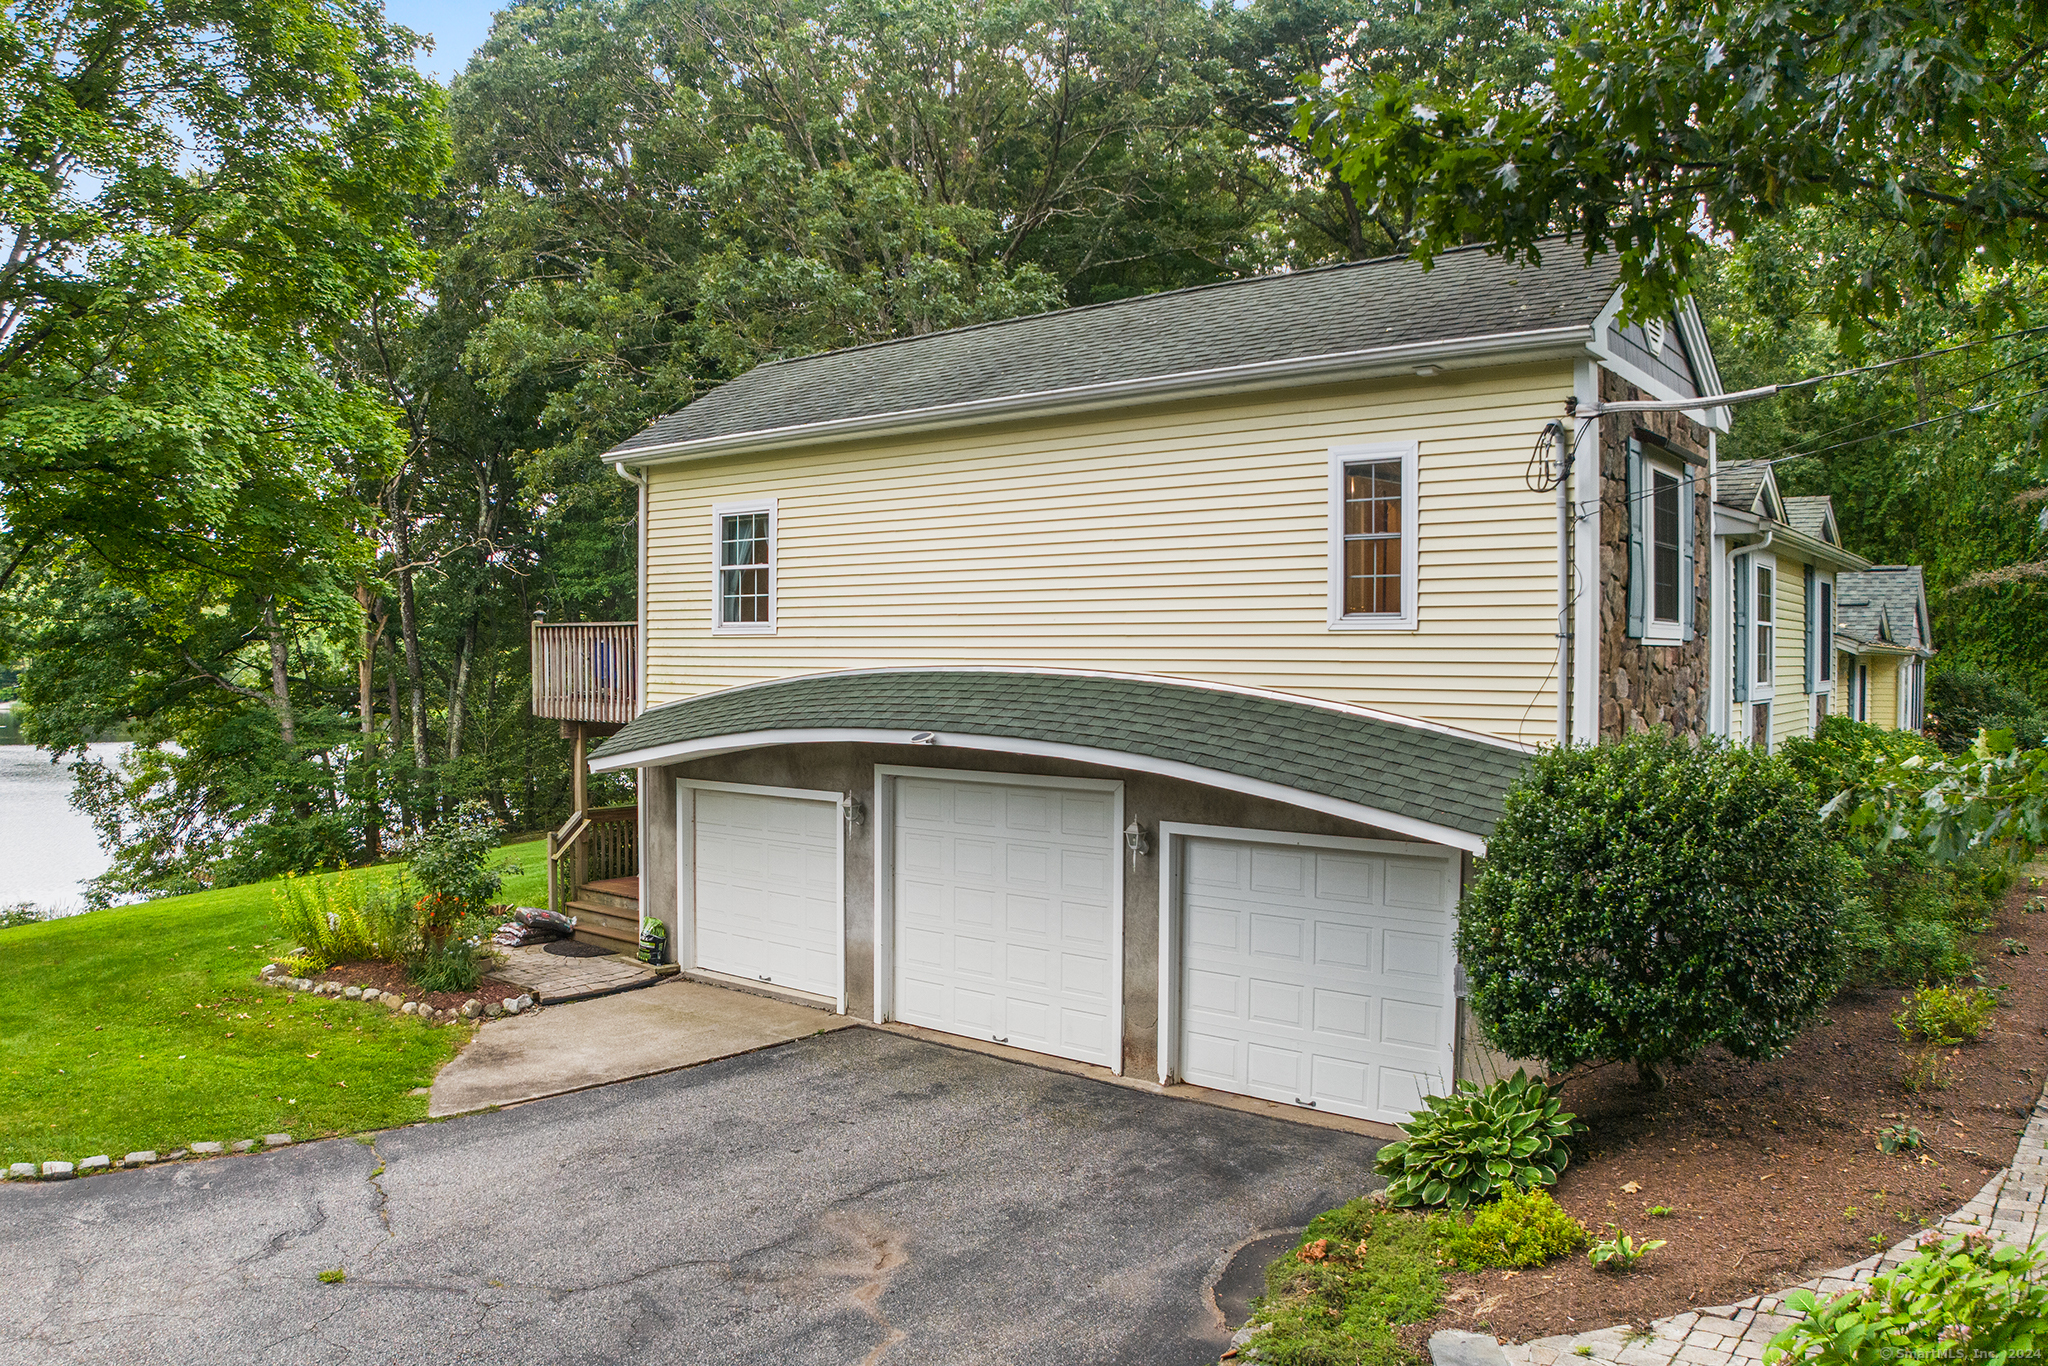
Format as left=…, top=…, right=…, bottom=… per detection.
left=1375, top=1071, right=1579, bottom=1209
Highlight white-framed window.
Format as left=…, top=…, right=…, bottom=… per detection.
left=1327, top=442, right=1418, bottom=630
left=1752, top=559, right=1775, bottom=696
left=1643, top=456, right=1686, bottom=642
left=711, top=498, right=777, bottom=633
left=1815, top=577, right=1834, bottom=689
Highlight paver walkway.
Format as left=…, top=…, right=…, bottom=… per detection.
left=1490, top=1078, right=2048, bottom=1366
left=486, top=942, right=658, bottom=1002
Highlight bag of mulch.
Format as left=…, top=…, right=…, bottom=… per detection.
left=513, top=907, right=576, bottom=937
left=493, top=923, right=546, bottom=947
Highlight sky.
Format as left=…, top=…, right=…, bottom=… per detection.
left=384, top=0, right=499, bottom=83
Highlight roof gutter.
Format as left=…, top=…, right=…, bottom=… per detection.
left=603, top=324, right=1597, bottom=467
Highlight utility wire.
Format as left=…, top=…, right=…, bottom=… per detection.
left=1768, top=383, right=2048, bottom=465
left=1757, top=343, right=2048, bottom=466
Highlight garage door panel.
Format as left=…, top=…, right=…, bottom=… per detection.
left=1383, top=930, right=1444, bottom=979
left=1181, top=835, right=1452, bottom=1125
left=1312, top=988, right=1371, bottom=1038
left=1385, top=860, right=1447, bottom=909
left=1248, top=978, right=1305, bottom=1027
left=1381, top=997, right=1443, bottom=1049
left=892, top=776, right=1118, bottom=1069
left=1314, top=921, right=1374, bottom=970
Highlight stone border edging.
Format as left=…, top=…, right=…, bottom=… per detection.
left=1427, top=1077, right=2048, bottom=1366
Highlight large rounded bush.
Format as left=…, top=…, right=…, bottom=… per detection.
left=1459, top=731, right=1847, bottom=1085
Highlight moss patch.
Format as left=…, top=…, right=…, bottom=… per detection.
left=1248, top=1201, right=1448, bottom=1366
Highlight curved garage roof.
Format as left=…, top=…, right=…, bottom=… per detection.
left=589, top=669, right=1530, bottom=849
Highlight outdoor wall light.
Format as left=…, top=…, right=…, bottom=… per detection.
left=1124, top=820, right=1150, bottom=866
left=842, top=794, right=867, bottom=831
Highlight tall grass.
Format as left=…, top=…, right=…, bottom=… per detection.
left=272, top=870, right=417, bottom=970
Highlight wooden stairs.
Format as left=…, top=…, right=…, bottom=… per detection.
left=569, top=876, right=640, bottom=953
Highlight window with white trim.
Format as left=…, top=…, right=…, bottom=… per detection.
left=1648, top=459, right=1683, bottom=632
left=1753, top=561, right=1775, bottom=694
left=712, top=499, right=776, bottom=632
left=1327, top=443, right=1417, bottom=629
left=1816, top=579, right=1834, bottom=686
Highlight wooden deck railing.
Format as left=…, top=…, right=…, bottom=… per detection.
left=548, top=804, right=639, bottom=913
left=531, top=621, right=638, bottom=725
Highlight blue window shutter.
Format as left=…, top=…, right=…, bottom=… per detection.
left=1803, top=565, right=1817, bottom=694
left=1625, top=439, right=1646, bottom=639
left=1733, top=555, right=1751, bottom=704
left=1678, top=470, right=1696, bottom=643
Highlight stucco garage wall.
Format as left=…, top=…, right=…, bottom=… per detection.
left=638, top=741, right=1451, bottom=1082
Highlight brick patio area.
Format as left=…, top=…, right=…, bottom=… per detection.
left=485, top=943, right=660, bottom=1004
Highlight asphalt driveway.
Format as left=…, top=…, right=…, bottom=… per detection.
left=0, top=1028, right=1382, bottom=1366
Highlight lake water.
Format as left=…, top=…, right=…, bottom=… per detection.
left=0, top=743, right=125, bottom=916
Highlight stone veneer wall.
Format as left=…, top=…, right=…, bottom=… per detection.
left=1598, top=368, right=1711, bottom=738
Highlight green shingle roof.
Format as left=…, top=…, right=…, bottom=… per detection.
left=607, top=242, right=1621, bottom=459
left=590, top=670, right=1530, bottom=840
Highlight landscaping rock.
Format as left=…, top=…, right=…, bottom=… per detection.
left=383, top=995, right=404, bottom=1011
left=1428, top=1330, right=1511, bottom=1366
left=121, top=1152, right=157, bottom=1167
left=232, top=1140, right=257, bottom=1153
left=263, top=1134, right=291, bottom=1147
left=40, top=1161, right=74, bottom=1180
left=504, top=996, right=525, bottom=1015
left=343, top=986, right=362, bottom=1000
left=485, top=1001, right=503, bottom=1019
left=360, top=988, right=379, bottom=1001
left=163, top=1149, right=187, bottom=1161
left=460, top=999, right=481, bottom=1019
left=76, top=1155, right=111, bottom=1174
left=189, top=1142, right=224, bottom=1156
left=401, top=1002, right=418, bottom=1015
left=260, top=963, right=280, bottom=976
left=9, top=1162, right=38, bottom=1180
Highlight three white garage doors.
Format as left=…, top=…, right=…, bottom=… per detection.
left=681, top=771, right=1458, bottom=1124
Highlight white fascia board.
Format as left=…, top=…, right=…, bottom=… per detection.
left=589, top=726, right=1490, bottom=855
left=603, top=326, right=1595, bottom=468
left=1588, top=289, right=1733, bottom=432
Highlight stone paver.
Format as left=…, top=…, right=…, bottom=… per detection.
left=485, top=942, right=658, bottom=1003
left=1492, top=1081, right=2048, bottom=1366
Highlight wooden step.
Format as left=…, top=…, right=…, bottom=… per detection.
left=568, top=901, right=638, bottom=935
left=571, top=919, right=637, bottom=951
left=573, top=887, right=639, bottom=914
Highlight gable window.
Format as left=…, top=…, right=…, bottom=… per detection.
left=1625, top=439, right=1693, bottom=644
left=712, top=499, right=777, bottom=633
left=1327, top=442, right=1418, bottom=630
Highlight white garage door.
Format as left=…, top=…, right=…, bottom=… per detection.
left=893, top=775, right=1118, bottom=1068
left=692, top=787, right=840, bottom=999
left=1179, top=836, right=1454, bottom=1125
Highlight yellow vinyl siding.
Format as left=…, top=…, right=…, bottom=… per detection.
left=1773, top=556, right=1813, bottom=748
left=1867, top=656, right=1901, bottom=730
left=643, top=364, right=1574, bottom=746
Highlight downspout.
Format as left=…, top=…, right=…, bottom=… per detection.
left=1553, top=423, right=1573, bottom=748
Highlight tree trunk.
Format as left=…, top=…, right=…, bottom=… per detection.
left=390, top=511, right=429, bottom=770
left=262, top=597, right=296, bottom=750
left=446, top=615, right=477, bottom=762
left=385, top=630, right=409, bottom=837
left=355, top=583, right=385, bottom=861
left=1635, top=1059, right=1668, bottom=1090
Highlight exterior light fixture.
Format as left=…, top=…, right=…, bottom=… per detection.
left=842, top=794, right=867, bottom=831
left=1124, top=820, right=1150, bottom=866
left=909, top=731, right=938, bottom=745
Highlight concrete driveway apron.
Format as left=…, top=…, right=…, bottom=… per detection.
left=0, top=1028, right=1382, bottom=1366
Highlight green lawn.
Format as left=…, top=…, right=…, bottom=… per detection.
left=0, top=841, right=545, bottom=1167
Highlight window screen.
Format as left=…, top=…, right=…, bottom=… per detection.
left=718, top=512, right=772, bottom=624
left=1342, top=460, right=1402, bottom=615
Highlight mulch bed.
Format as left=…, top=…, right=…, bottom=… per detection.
left=1421, top=877, right=2048, bottom=1345
left=314, top=960, right=526, bottom=1014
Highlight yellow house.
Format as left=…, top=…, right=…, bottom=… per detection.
left=1833, top=566, right=1933, bottom=730
left=543, top=244, right=1915, bottom=1127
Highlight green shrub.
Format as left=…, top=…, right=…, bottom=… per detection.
left=1782, top=715, right=1943, bottom=796
left=0, top=903, right=45, bottom=930
left=273, top=871, right=416, bottom=969
left=1439, top=1189, right=1589, bottom=1269
left=1763, top=1233, right=2048, bottom=1365
left=1893, top=984, right=1996, bottom=1044
left=1925, top=667, right=2045, bottom=754
left=407, top=802, right=506, bottom=946
left=405, top=938, right=481, bottom=994
left=1459, top=732, right=1848, bottom=1086
left=1247, top=1201, right=1446, bottom=1366
left=1375, top=1071, right=1578, bottom=1209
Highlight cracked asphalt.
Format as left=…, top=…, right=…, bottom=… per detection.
left=0, top=1028, right=1383, bottom=1365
